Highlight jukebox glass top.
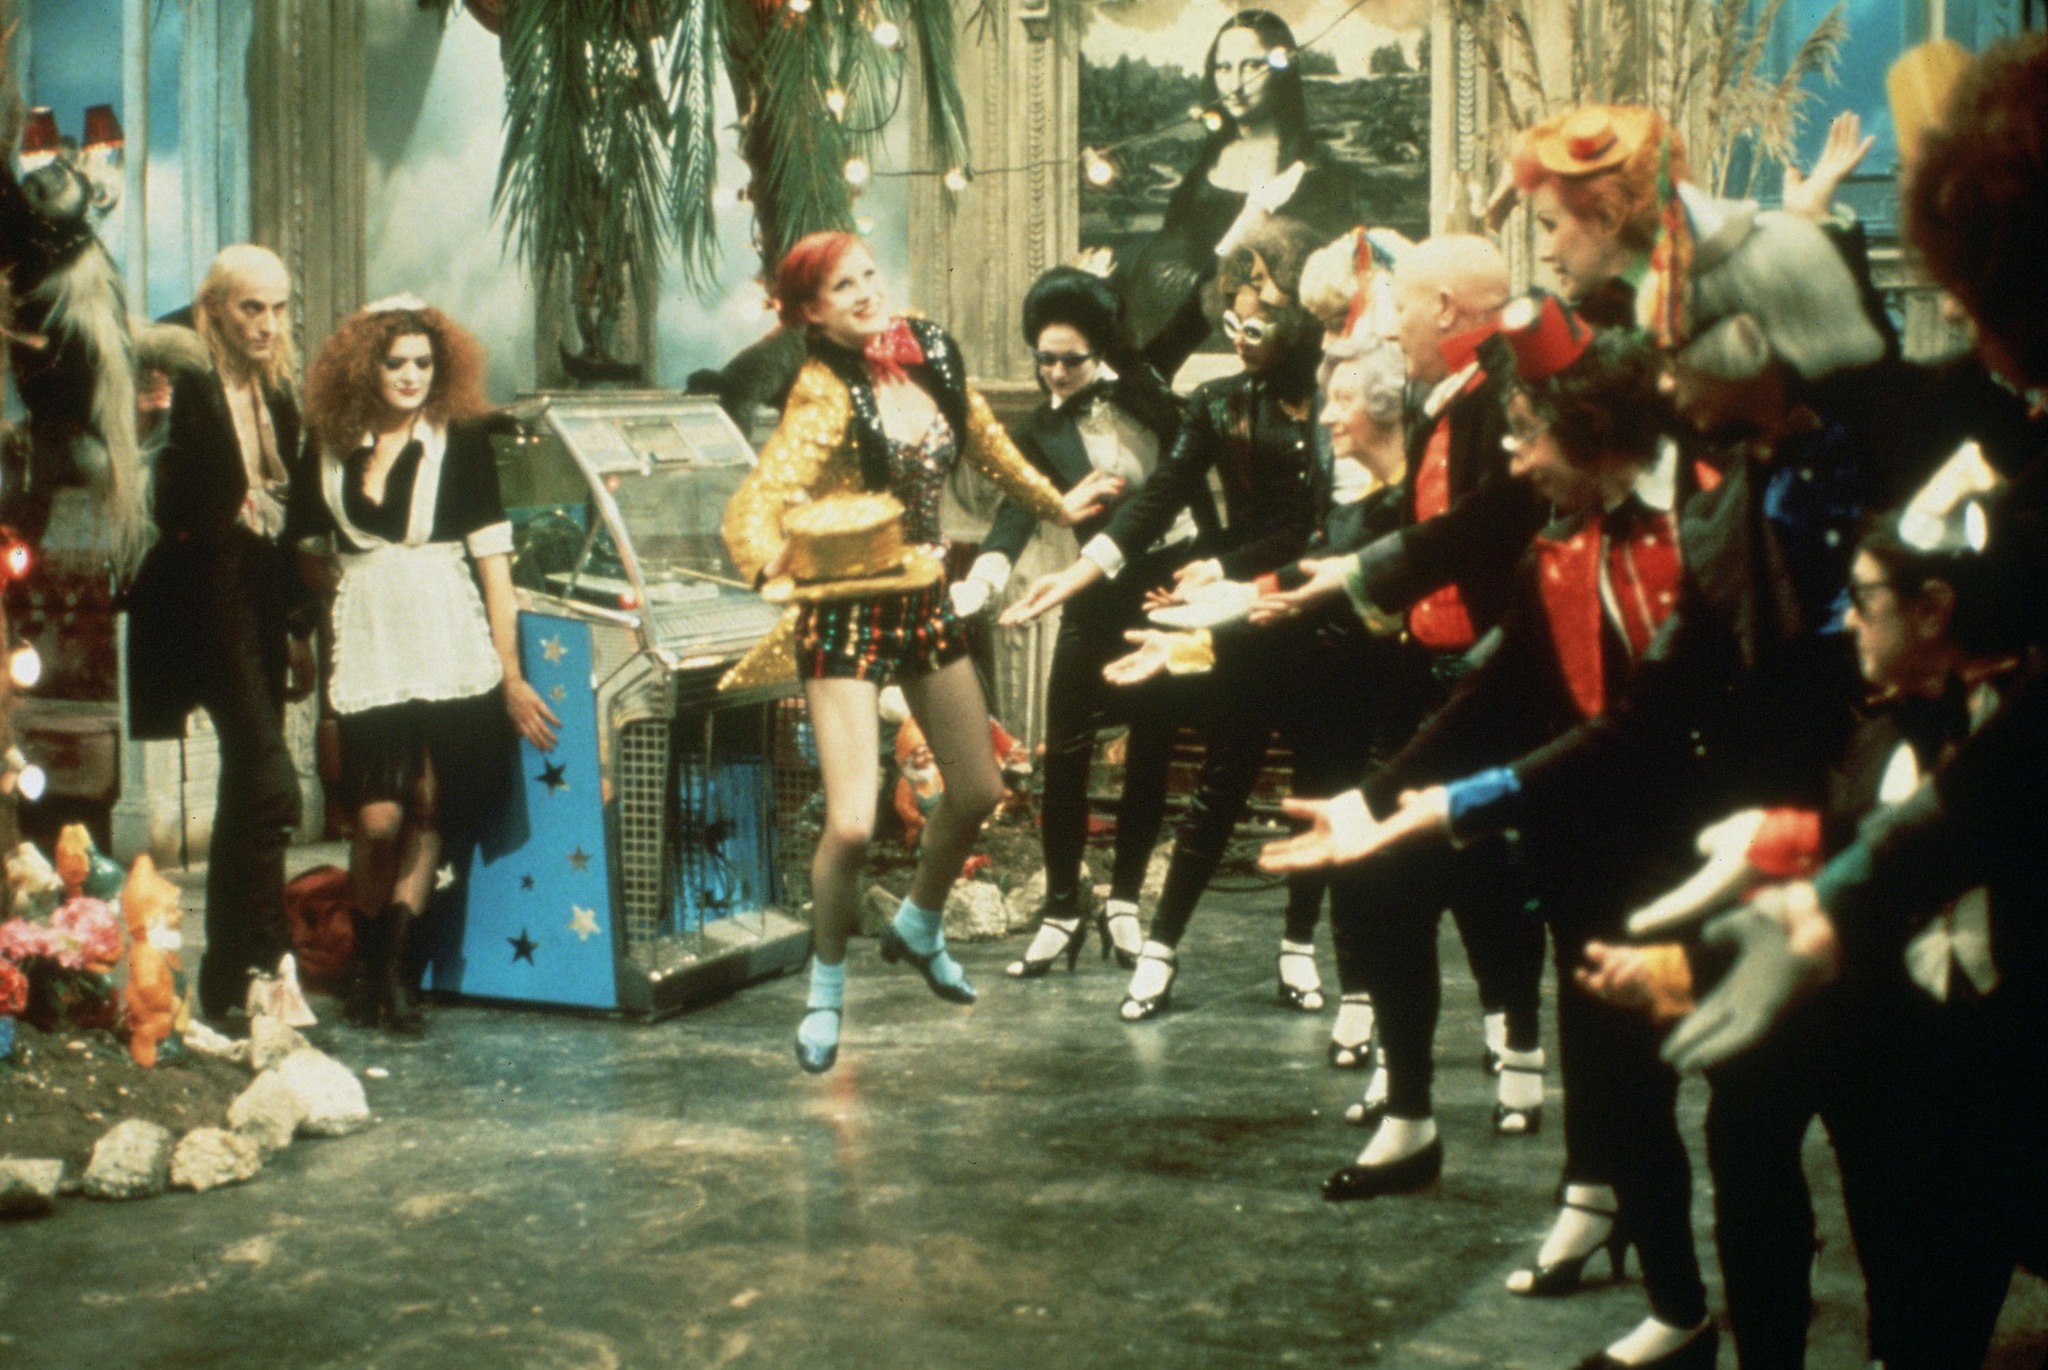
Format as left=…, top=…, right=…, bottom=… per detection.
left=497, top=394, right=785, bottom=660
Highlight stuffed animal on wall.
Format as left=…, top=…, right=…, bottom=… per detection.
left=6, top=840, right=62, bottom=920
left=0, top=60, right=147, bottom=571
left=120, top=854, right=182, bottom=1068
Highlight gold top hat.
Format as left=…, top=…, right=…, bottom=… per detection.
left=1526, top=106, right=1658, bottom=179
left=759, top=493, right=945, bottom=604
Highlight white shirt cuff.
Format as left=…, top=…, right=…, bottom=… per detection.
left=969, top=551, right=1013, bottom=591
left=1080, top=534, right=1126, bottom=580
left=466, top=521, right=515, bottom=559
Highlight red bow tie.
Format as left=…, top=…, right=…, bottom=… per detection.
left=864, top=319, right=926, bottom=384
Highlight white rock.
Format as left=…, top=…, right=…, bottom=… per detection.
left=229, top=1070, right=307, bottom=1155
left=0, top=1158, right=64, bottom=1216
left=276, top=1048, right=372, bottom=1137
left=248, top=1017, right=309, bottom=1073
left=82, top=1119, right=175, bottom=1200
left=169, top=1128, right=263, bottom=1193
left=180, top=1020, right=251, bottom=1065
left=942, top=880, right=1008, bottom=943
left=1005, top=869, right=1049, bottom=933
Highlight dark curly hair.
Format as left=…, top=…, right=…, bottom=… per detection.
left=1907, top=33, right=2048, bottom=389
left=1519, top=328, right=1663, bottom=469
left=1212, top=213, right=1322, bottom=349
left=304, top=304, right=489, bottom=455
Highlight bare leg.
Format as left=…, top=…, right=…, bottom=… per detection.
left=351, top=800, right=405, bottom=917
left=897, top=657, right=1005, bottom=910
left=389, top=755, right=443, bottom=917
left=801, top=676, right=882, bottom=966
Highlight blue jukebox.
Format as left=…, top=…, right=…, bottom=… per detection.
left=423, top=394, right=812, bottom=1017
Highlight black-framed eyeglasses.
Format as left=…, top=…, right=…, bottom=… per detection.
left=1505, top=408, right=1549, bottom=446
left=1221, top=310, right=1274, bottom=345
left=1035, top=350, right=1094, bottom=370
left=1845, top=579, right=1895, bottom=614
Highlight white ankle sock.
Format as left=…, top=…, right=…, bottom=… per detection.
left=1358, top=1114, right=1436, bottom=1166
left=1498, top=1046, right=1546, bottom=1111
left=1125, top=940, right=1175, bottom=1001
left=1605, top=1315, right=1706, bottom=1364
left=1331, top=994, right=1375, bottom=1049
left=1018, top=916, right=1080, bottom=964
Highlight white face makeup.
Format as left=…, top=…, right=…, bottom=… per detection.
left=379, top=333, right=436, bottom=419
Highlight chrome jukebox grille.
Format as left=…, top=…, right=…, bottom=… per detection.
left=615, top=717, right=671, bottom=953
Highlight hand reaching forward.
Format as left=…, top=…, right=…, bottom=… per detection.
left=1661, top=881, right=1842, bottom=1072
left=1782, top=112, right=1874, bottom=222
left=1249, top=557, right=1348, bottom=625
left=1058, top=469, right=1126, bottom=527
left=998, top=560, right=1102, bottom=626
left=1625, top=808, right=1768, bottom=937
left=1576, top=941, right=1696, bottom=1023
left=1257, top=785, right=1449, bottom=874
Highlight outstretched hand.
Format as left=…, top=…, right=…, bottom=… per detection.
left=1661, top=881, right=1842, bottom=1072
left=1058, top=469, right=1126, bottom=527
left=1249, top=557, right=1347, bottom=625
left=1576, top=941, right=1696, bottom=1023
left=1257, top=785, right=1448, bottom=874
left=1782, top=112, right=1875, bottom=222
left=1102, top=630, right=1179, bottom=687
left=1626, top=808, right=1768, bottom=937
left=998, top=561, right=1099, bottom=626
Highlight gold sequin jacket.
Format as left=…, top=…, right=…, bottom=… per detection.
left=718, top=319, right=1063, bottom=691
left=722, top=317, right=1063, bottom=584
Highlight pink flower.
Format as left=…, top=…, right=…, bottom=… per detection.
left=0, top=957, right=26, bottom=1016
left=50, top=898, right=122, bottom=972
left=0, top=918, right=62, bottom=964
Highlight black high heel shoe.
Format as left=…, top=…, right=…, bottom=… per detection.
left=1507, top=1196, right=1626, bottom=1297
left=1571, top=1321, right=1716, bottom=1370
left=1118, top=946, right=1176, bottom=1022
left=879, top=926, right=978, bottom=1004
left=1006, top=917, right=1088, bottom=979
left=1322, top=1136, right=1443, bottom=1201
left=1275, top=947, right=1325, bottom=1011
left=794, top=1008, right=841, bottom=1074
left=1101, top=905, right=1141, bottom=970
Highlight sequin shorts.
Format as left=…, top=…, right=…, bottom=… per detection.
left=797, top=581, right=968, bottom=683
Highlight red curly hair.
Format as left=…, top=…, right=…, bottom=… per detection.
left=1512, top=109, right=1691, bottom=256
left=304, top=304, right=489, bottom=455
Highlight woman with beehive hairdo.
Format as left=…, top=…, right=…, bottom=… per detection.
left=976, top=265, right=1216, bottom=980
left=720, top=232, right=1114, bottom=1075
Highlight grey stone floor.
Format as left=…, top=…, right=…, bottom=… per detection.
left=4, top=853, right=2045, bottom=1369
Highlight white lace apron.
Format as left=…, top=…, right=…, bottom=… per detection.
left=322, top=422, right=505, bottom=716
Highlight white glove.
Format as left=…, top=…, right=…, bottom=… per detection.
left=1150, top=578, right=1257, bottom=630
left=949, top=552, right=1012, bottom=619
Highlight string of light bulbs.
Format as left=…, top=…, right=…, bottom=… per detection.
left=726, top=0, right=1381, bottom=200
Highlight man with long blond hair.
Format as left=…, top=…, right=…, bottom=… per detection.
left=125, top=243, right=317, bottom=1030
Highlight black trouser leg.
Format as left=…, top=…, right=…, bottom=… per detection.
left=1108, top=702, right=1175, bottom=902
left=1037, top=614, right=1115, bottom=916
left=195, top=591, right=301, bottom=1020
left=1353, top=839, right=1447, bottom=1118
left=1145, top=701, right=1274, bottom=948
left=1447, top=842, right=1545, bottom=1050
left=1555, top=932, right=1706, bottom=1327
left=1707, top=1029, right=1824, bottom=1369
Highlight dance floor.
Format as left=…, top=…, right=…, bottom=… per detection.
left=6, top=857, right=2045, bottom=1368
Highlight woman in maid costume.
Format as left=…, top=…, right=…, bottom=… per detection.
left=290, top=296, right=560, bottom=1034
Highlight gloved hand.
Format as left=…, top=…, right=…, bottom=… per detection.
left=950, top=552, right=1012, bottom=619
left=1661, top=881, right=1841, bottom=1072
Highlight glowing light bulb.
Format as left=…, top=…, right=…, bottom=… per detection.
left=942, top=167, right=968, bottom=192
left=871, top=19, right=901, bottom=48
left=8, top=643, right=40, bottom=690
left=787, top=0, right=811, bottom=12
left=825, top=87, right=847, bottom=119
left=18, top=764, right=45, bottom=803
left=855, top=214, right=877, bottom=234
left=845, top=156, right=871, bottom=187
left=1082, top=149, right=1116, bottom=187
left=1267, top=47, right=1291, bottom=70
left=1202, top=110, right=1225, bottom=132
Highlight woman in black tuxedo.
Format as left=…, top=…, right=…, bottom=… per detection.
left=972, top=267, right=1217, bottom=977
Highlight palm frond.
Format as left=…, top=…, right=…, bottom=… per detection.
left=669, top=0, right=729, bottom=296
